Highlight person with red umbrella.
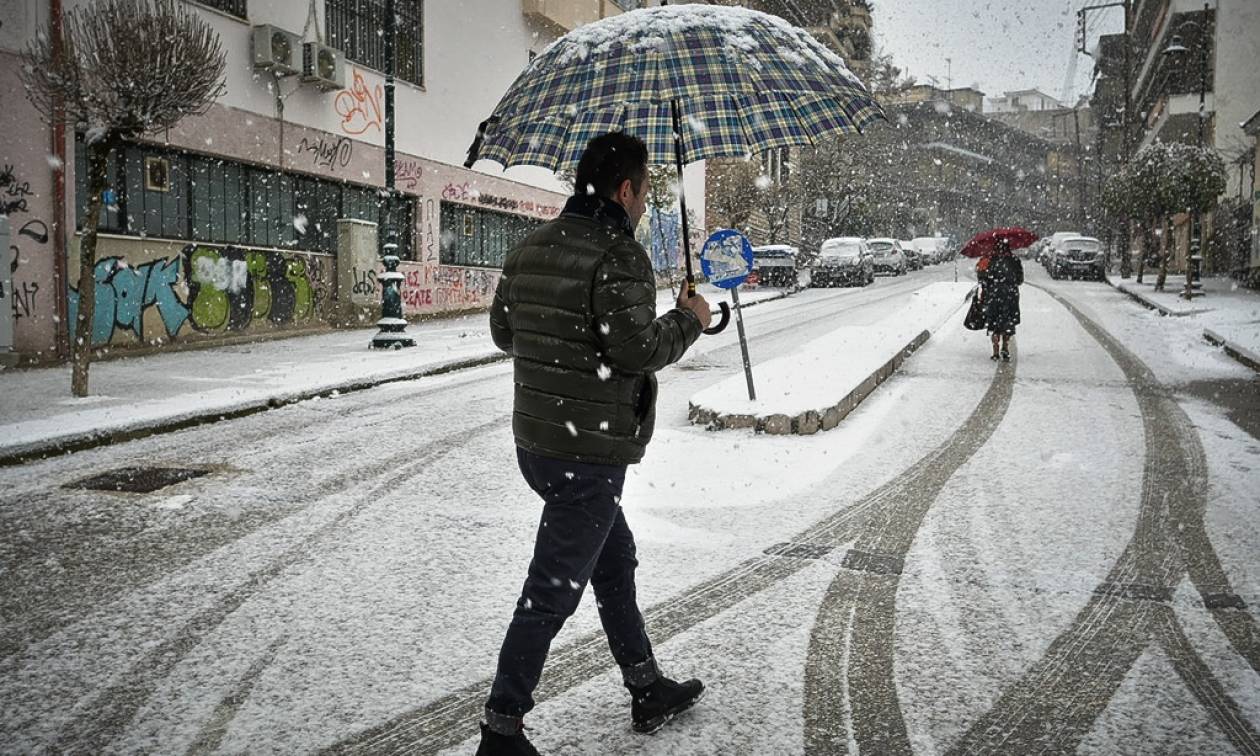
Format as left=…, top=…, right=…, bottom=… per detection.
left=962, top=228, right=1034, bottom=362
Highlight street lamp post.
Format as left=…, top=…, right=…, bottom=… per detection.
left=1077, top=0, right=1133, bottom=277
left=370, top=0, right=417, bottom=349
left=1161, top=1, right=1212, bottom=300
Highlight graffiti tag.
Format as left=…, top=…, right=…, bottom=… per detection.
left=334, top=69, right=383, bottom=135
left=351, top=267, right=377, bottom=296
left=296, top=135, right=353, bottom=170
left=186, top=246, right=317, bottom=333
left=1, top=164, right=34, bottom=215
left=397, top=159, right=423, bottom=191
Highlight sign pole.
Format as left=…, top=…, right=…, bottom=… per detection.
left=730, top=287, right=756, bottom=400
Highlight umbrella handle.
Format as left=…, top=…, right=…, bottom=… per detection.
left=706, top=302, right=731, bottom=335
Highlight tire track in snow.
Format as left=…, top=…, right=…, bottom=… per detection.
left=802, top=354, right=1016, bottom=755
left=44, top=419, right=504, bottom=754
left=326, top=310, right=993, bottom=755
left=947, top=286, right=1259, bottom=755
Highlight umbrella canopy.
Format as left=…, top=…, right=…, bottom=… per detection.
left=961, top=227, right=1039, bottom=258
left=465, top=5, right=884, bottom=170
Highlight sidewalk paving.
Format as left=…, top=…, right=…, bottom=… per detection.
left=0, top=285, right=788, bottom=464
left=1106, top=273, right=1260, bottom=373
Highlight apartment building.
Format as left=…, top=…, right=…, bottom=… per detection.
left=0, top=0, right=647, bottom=363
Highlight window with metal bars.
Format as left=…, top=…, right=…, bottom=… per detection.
left=75, top=138, right=417, bottom=260
left=327, top=0, right=424, bottom=86
left=191, top=0, right=247, bottom=19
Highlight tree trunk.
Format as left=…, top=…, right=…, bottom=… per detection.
left=1155, top=216, right=1171, bottom=291
left=1136, top=223, right=1147, bottom=283
left=71, top=136, right=112, bottom=397
left=1119, top=217, right=1132, bottom=278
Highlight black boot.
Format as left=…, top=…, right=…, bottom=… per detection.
left=622, top=658, right=704, bottom=734
left=476, top=719, right=540, bottom=756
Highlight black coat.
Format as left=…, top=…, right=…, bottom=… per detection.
left=489, top=195, right=703, bottom=465
left=980, top=255, right=1023, bottom=335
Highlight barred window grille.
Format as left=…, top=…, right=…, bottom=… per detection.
left=327, top=0, right=424, bottom=86
left=192, top=0, right=247, bottom=19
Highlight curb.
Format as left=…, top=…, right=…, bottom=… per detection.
left=1203, top=328, right=1260, bottom=374
left=0, top=352, right=510, bottom=468
left=1104, top=276, right=1211, bottom=317
left=688, top=328, right=933, bottom=436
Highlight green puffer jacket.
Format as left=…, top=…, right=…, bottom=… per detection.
left=490, top=195, right=703, bottom=465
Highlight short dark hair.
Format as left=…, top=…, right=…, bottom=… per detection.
left=574, top=132, right=648, bottom=199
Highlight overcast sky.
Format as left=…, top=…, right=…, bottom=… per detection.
left=870, top=0, right=1126, bottom=105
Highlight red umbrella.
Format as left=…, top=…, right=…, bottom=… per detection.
left=960, top=227, right=1039, bottom=258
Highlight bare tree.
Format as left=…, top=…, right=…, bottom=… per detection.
left=21, top=0, right=225, bottom=396
left=754, top=165, right=798, bottom=245
left=707, top=158, right=760, bottom=233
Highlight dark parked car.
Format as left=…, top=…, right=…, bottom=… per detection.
left=750, top=244, right=800, bottom=288
left=1049, top=236, right=1105, bottom=280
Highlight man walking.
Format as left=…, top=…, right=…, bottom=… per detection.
left=479, top=132, right=712, bottom=755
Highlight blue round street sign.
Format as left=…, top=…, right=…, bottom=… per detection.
left=700, top=229, right=753, bottom=290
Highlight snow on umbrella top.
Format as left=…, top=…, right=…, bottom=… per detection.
left=465, top=5, right=884, bottom=170
left=961, top=227, right=1039, bottom=258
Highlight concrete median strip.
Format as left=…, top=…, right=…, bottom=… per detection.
left=688, top=283, right=973, bottom=435
left=1204, top=327, right=1260, bottom=374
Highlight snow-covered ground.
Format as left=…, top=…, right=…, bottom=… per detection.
left=1, top=263, right=1256, bottom=754
left=0, top=284, right=785, bottom=460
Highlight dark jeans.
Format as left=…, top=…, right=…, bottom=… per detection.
left=486, top=448, right=654, bottom=718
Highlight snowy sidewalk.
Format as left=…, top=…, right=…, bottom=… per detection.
left=689, top=282, right=973, bottom=434
left=1106, top=273, right=1260, bottom=373
left=0, top=285, right=789, bottom=463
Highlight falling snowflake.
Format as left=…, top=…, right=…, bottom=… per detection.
left=596, top=364, right=612, bottom=381
left=292, top=214, right=309, bottom=234
left=565, top=421, right=578, bottom=437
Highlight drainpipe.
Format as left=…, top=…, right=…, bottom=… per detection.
left=51, top=0, right=70, bottom=360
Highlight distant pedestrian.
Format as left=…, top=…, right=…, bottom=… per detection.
left=480, top=132, right=711, bottom=755
left=979, top=239, right=1024, bottom=361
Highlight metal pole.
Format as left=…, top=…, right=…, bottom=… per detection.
left=671, top=100, right=697, bottom=296
left=1185, top=1, right=1210, bottom=298
left=371, top=0, right=415, bottom=349
left=730, top=287, right=756, bottom=401
left=1120, top=0, right=1134, bottom=277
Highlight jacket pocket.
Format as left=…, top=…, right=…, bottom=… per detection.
left=634, top=374, right=656, bottom=421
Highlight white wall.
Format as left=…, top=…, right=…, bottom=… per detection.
left=1215, top=0, right=1260, bottom=196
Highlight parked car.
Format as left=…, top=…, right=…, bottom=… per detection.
left=867, top=238, right=908, bottom=275
left=813, top=237, right=874, bottom=287
left=899, top=240, right=924, bottom=270
left=910, top=236, right=949, bottom=264
left=1048, top=236, right=1105, bottom=280
left=750, top=244, right=799, bottom=288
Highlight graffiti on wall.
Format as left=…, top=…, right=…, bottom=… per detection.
left=9, top=219, right=49, bottom=321
left=1, top=164, right=35, bottom=215
left=335, top=69, right=383, bottom=136
left=418, top=198, right=437, bottom=263
left=402, top=265, right=497, bottom=311
left=65, top=246, right=326, bottom=346
left=186, top=246, right=320, bottom=333
left=397, top=159, right=423, bottom=191
left=296, top=135, right=353, bottom=171
left=441, top=182, right=561, bottom=218
left=67, top=256, right=189, bottom=346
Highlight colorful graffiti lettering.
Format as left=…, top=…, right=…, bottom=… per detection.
left=67, top=256, right=189, bottom=346
left=334, top=69, right=384, bottom=136
left=442, top=182, right=473, bottom=202
left=186, top=246, right=316, bottom=333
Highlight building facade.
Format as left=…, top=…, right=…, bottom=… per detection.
left=0, top=0, right=651, bottom=364
left=1091, top=0, right=1260, bottom=278
left=986, top=89, right=1064, bottom=114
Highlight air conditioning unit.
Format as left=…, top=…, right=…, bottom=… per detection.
left=303, top=42, right=346, bottom=90
left=251, top=25, right=301, bottom=76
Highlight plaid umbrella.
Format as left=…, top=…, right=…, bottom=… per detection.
left=465, top=5, right=883, bottom=334
left=465, top=5, right=884, bottom=170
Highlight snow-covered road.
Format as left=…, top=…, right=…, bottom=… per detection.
left=1, top=263, right=1256, bottom=755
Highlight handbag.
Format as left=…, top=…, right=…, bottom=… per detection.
left=963, top=288, right=986, bottom=331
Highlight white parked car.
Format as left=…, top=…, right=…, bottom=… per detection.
left=750, top=244, right=799, bottom=288
left=867, top=238, right=908, bottom=275
left=813, top=237, right=875, bottom=287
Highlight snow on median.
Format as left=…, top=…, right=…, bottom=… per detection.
left=689, top=282, right=973, bottom=434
